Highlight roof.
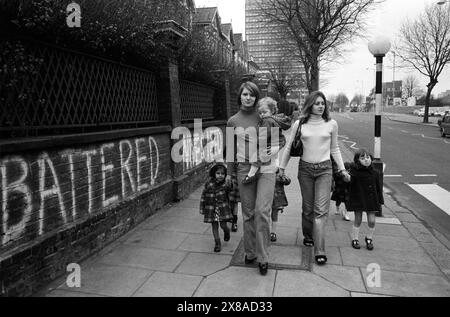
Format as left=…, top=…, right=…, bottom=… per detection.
left=193, top=7, right=218, bottom=24
left=221, top=23, right=233, bottom=44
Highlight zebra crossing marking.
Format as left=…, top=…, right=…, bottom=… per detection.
left=407, top=184, right=450, bottom=217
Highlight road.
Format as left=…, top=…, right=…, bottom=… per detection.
left=333, top=112, right=450, bottom=246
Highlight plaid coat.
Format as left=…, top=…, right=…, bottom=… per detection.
left=200, top=179, right=234, bottom=223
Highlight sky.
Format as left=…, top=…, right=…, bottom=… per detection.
left=194, top=0, right=450, bottom=99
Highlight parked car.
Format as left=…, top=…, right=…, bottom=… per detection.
left=438, top=113, right=450, bottom=137
left=413, top=108, right=422, bottom=116
left=416, top=108, right=435, bottom=116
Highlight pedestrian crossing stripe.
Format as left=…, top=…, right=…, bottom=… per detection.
left=407, top=184, right=450, bottom=217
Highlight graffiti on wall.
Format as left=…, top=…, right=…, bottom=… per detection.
left=171, top=120, right=224, bottom=172
left=0, top=136, right=160, bottom=247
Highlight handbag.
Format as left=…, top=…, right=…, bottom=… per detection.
left=290, top=120, right=303, bottom=157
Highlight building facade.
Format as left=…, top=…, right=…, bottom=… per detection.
left=245, top=0, right=307, bottom=101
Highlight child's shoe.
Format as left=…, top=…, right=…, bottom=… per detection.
left=214, top=239, right=221, bottom=252
left=270, top=232, right=277, bottom=242
left=351, top=239, right=361, bottom=249
left=224, top=227, right=230, bottom=242
left=365, top=237, right=374, bottom=250
left=342, top=210, right=350, bottom=221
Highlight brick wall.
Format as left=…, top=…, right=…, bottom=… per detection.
left=0, top=122, right=226, bottom=296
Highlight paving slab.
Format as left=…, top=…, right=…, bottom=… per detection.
left=313, top=264, right=367, bottom=293
left=269, top=226, right=298, bottom=245
left=276, top=215, right=302, bottom=228
left=363, top=269, right=450, bottom=297
left=122, top=229, right=189, bottom=250
left=133, top=272, right=203, bottom=297
left=267, top=245, right=304, bottom=268
left=57, top=262, right=151, bottom=297
left=164, top=207, right=201, bottom=220
left=175, top=253, right=233, bottom=276
left=230, top=239, right=311, bottom=271
left=142, top=216, right=210, bottom=234
left=419, top=242, right=450, bottom=277
left=402, top=222, right=438, bottom=243
left=180, top=199, right=204, bottom=208
left=367, top=235, right=423, bottom=252
left=340, top=247, right=442, bottom=275
left=325, top=231, right=351, bottom=247
left=274, top=270, right=349, bottom=297
left=97, top=244, right=187, bottom=272
left=177, top=233, right=241, bottom=255
left=334, top=221, right=411, bottom=238
left=194, top=267, right=275, bottom=297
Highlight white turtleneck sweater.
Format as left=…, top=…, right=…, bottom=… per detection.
left=279, top=117, right=345, bottom=171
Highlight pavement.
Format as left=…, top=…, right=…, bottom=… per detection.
left=35, top=136, right=450, bottom=297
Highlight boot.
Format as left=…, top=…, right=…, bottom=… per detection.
left=214, top=239, right=221, bottom=252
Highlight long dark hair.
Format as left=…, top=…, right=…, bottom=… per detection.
left=237, top=81, right=260, bottom=107
left=301, top=91, right=331, bottom=123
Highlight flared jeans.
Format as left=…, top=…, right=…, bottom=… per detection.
left=237, top=163, right=275, bottom=264
left=298, top=159, right=333, bottom=256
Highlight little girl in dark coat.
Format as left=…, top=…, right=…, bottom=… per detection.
left=346, top=149, right=384, bottom=251
left=200, top=163, right=233, bottom=252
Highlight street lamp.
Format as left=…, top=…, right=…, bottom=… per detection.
left=368, top=35, right=391, bottom=217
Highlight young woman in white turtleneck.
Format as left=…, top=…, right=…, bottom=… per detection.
left=279, top=91, right=350, bottom=265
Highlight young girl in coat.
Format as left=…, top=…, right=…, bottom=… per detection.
left=200, top=163, right=233, bottom=252
left=346, top=149, right=384, bottom=250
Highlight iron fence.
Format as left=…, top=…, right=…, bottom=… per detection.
left=0, top=38, right=159, bottom=138
left=179, top=80, right=215, bottom=122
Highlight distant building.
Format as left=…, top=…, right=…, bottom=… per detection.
left=438, top=90, right=450, bottom=99
left=245, top=0, right=307, bottom=100
left=193, top=6, right=259, bottom=76
left=383, top=80, right=403, bottom=106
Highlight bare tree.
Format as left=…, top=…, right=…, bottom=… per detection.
left=255, top=0, right=379, bottom=92
left=265, top=55, right=304, bottom=100
left=351, top=94, right=365, bottom=105
left=402, top=75, right=421, bottom=99
left=335, top=92, right=349, bottom=112
left=395, top=4, right=450, bottom=123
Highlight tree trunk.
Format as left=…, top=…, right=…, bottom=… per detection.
left=310, top=60, right=319, bottom=92
left=424, top=82, right=436, bottom=123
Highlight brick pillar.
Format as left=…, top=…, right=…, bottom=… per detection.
left=158, top=57, right=184, bottom=193
left=158, top=57, right=181, bottom=128
left=224, top=79, right=232, bottom=119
